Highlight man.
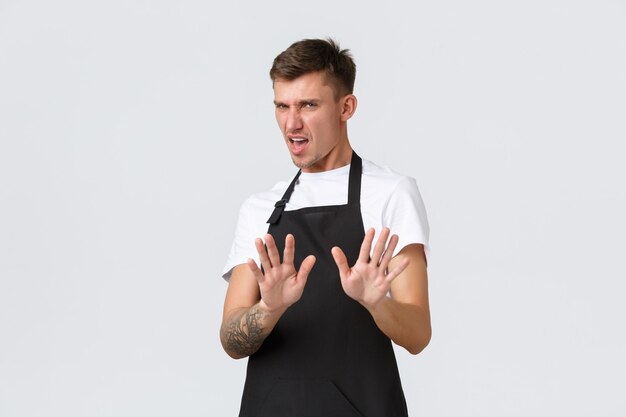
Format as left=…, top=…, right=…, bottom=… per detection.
left=220, top=38, right=431, bottom=417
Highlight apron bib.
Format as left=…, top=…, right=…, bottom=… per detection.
left=238, top=152, right=409, bottom=417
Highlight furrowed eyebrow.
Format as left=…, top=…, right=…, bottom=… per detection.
left=273, top=99, right=320, bottom=107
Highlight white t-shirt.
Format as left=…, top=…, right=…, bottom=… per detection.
left=222, top=159, right=429, bottom=281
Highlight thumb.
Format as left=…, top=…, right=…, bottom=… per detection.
left=246, top=258, right=265, bottom=283
left=331, top=246, right=351, bottom=278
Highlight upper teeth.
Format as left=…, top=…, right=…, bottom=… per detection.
left=292, top=138, right=306, bottom=142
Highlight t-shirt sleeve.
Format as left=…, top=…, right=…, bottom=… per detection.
left=383, top=176, right=430, bottom=260
left=221, top=198, right=259, bottom=282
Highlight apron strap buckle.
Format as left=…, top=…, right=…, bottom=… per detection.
left=267, top=199, right=287, bottom=224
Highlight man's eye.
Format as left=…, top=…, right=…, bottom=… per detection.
left=304, top=102, right=316, bottom=108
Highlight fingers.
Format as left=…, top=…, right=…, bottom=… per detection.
left=283, top=234, right=295, bottom=265
left=255, top=234, right=282, bottom=272
left=254, top=237, right=272, bottom=273
left=297, top=255, right=316, bottom=280
left=371, top=227, right=391, bottom=263
left=246, top=258, right=264, bottom=283
left=357, top=228, right=375, bottom=263
left=331, top=246, right=350, bottom=277
left=264, top=234, right=281, bottom=267
left=378, top=233, right=399, bottom=271
left=385, top=257, right=410, bottom=283
left=252, top=234, right=315, bottom=280
left=359, top=227, right=399, bottom=267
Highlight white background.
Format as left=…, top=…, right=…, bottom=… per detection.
left=1, top=0, right=625, bottom=416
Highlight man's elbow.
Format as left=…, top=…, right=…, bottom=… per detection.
left=219, top=325, right=248, bottom=360
left=406, top=328, right=432, bottom=355
left=220, top=338, right=250, bottom=360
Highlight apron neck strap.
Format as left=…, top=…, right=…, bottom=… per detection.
left=266, top=169, right=302, bottom=225
left=266, top=151, right=362, bottom=225
left=347, top=151, right=362, bottom=206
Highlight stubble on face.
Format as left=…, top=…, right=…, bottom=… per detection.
left=274, top=71, right=352, bottom=173
left=290, top=152, right=323, bottom=170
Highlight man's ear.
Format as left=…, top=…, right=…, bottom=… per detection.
left=340, top=94, right=357, bottom=122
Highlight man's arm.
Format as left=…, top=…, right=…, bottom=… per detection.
left=220, top=234, right=316, bottom=359
left=366, top=243, right=431, bottom=354
left=332, top=228, right=431, bottom=354
left=220, top=265, right=274, bottom=359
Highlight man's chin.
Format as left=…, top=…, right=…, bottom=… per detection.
left=291, top=156, right=317, bottom=170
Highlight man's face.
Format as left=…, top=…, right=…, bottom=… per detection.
left=273, top=71, right=350, bottom=173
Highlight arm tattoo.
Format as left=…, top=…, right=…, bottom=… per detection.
left=222, top=306, right=267, bottom=357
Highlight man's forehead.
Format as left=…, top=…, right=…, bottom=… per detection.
left=273, top=72, right=333, bottom=99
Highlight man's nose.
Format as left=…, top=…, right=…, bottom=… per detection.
left=285, top=109, right=303, bottom=132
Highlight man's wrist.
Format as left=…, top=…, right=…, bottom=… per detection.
left=258, top=299, right=288, bottom=317
left=363, top=295, right=390, bottom=317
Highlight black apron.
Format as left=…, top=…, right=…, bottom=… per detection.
left=238, top=152, right=409, bottom=417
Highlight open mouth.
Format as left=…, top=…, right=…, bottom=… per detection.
left=289, top=137, right=309, bottom=153
left=289, top=138, right=309, bottom=144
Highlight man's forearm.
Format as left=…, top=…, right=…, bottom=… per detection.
left=367, top=297, right=431, bottom=355
left=220, top=303, right=283, bottom=359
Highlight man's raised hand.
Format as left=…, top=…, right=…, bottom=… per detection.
left=247, top=233, right=316, bottom=314
left=331, top=228, right=409, bottom=310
